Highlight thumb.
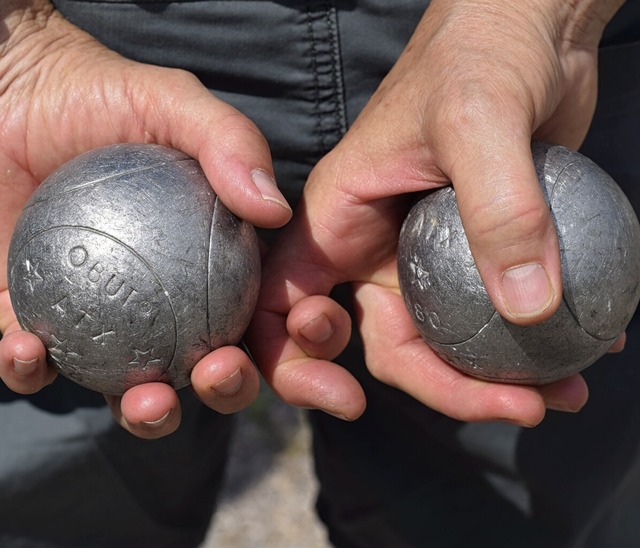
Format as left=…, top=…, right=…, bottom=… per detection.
left=134, top=68, right=292, bottom=229
left=448, top=134, right=562, bottom=325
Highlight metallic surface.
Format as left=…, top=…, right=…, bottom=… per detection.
left=8, top=144, right=260, bottom=395
left=398, top=142, right=640, bottom=384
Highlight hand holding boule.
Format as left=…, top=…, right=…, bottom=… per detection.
left=398, top=142, right=640, bottom=384
left=0, top=11, right=293, bottom=437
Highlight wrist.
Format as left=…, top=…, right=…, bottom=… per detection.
left=1, top=0, right=55, bottom=49
left=0, top=1, right=82, bottom=95
left=427, top=0, right=625, bottom=47
left=1, top=0, right=57, bottom=83
left=554, top=0, right=626, bottom=47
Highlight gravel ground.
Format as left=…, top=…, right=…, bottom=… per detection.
left=201, top=389, right=332, bottom=548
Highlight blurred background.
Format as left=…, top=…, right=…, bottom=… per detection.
left=201, top=388, right=331, bottom=547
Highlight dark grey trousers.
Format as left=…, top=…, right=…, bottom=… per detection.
left=2, top=1, right=640, bottom=546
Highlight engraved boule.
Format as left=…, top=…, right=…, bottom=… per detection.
left=398, top=141, right=640, bottom=384
left=8, top=144, right=260, bottom=395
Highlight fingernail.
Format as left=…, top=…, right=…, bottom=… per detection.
left=213, top=367, right=243, bottom=396
left=327, top=411, right=354, bottom=421
left=500, top=417, right=539, bottom=428
left=251, top=169, right=291, bottom=212
left=142, top=409, right=172, bottom=427
left=299, top=313, right=333, bottom=344
left=545, top=399, right=583, bottom=413
left=13, top=357, right=39, bottom=376
left=502, top=263, right=555, bottom=318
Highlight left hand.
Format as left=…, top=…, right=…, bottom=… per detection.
left=0, top=2, right=291, bottom=439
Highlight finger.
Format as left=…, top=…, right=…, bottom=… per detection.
left=537, top=374, right=588, bottom=412
left=0, top=291, right=19, bottom=335
left=286, top=296, right=352, bottom=361
left=445, top=131, right=563, bottom=326
left=138, top=67, right=292, bottom=229
left=0, top=329, right=55, bottom=394
left=108, top=383, right=182, bottom=440
left=607, top=332, right=626, bottom=353
left=248, top=309, right=366, bottom=421
left=190, top=345, right=260, bottom=415
left=353, top=281, right=549, bottom=426
left=247, top=206, right=366, bottom=420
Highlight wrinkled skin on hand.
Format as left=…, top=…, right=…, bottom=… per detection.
left=0, top=0, right=627, bottom=438
left=0, top=0, right=293, bottom=439
left=250, top=0, right=626, bottom=427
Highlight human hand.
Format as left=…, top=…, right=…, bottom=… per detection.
left=0, top=1, right=291, bottom=438
left=249, top=0, right=625, bottom=426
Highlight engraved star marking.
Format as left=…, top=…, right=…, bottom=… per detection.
left=46, top=335, right=82, bottom=363
left=47, top=335, right=69, bottom=362
left=410, top=256, right=431, bottom=291
left=23, top=259, right=44, bottom=292
left=129, top=348, right=162, bottom=370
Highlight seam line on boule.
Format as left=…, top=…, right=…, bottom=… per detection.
left=547, top=160, right=578, bottom=208
left=545, top=160, right=614, bottom=341
left=425, top=310, right=500, bottom=347
left=559, top=293, right=616, bottom=342
left=205, top=196, right=219, bottom=353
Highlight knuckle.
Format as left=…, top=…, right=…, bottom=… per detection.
left=444, top=90, right=494, bottom=132
left=214, top=111, right=268, bottom=150
left=163, top=66, right=200, bottom=85
left=468, top=192, right=551, bottom=252
left=436, top=83, right=508, bottom=137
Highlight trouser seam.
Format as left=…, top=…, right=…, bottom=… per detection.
left=305, top=1, right=348, bottom=156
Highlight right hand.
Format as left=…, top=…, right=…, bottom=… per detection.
left=249, top=0, right=626, bottom=426
left=0, top=0, right=292, bottom=438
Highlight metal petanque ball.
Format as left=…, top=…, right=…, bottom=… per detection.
left=398, top=141, right=640, bottom=384
left=8, top=144, right=260, bottom=395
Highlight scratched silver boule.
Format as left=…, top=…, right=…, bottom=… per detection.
left=397, top=141, right=640, bottom=384
left=8, top=144, right=260, bottom=395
